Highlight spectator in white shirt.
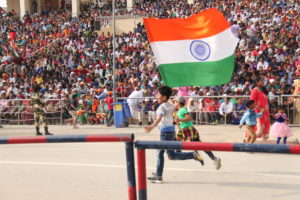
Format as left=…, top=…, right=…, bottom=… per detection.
left=187, top=98, right=199, bottom=122
left=127, top=87, right=145, bottom=125
left=286, top=66, right=294, bottom=84
left=274, top=51, right=284, bottom=63
left=231, top=21, right=241, bottom=38
left=7, top=82, right=19, bottom=95
left=230, top=81, right=243, bottom=93
left=268, top=87, right=277, bottom=101
left=219, top=96, right=234, bottom=124
left=257, top=57, right=269, bottom=70
left=272, top=13, right=281, bottom=24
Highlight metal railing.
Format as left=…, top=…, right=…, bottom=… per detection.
left=1, top=95, right=299, bottom=126
left=0, top=134, right=137, bottom=200
left=118, top=95, right=300, bottom=127
left=278, top=95, right=300, bottom=127
left=95, top=14, right=146, bottom=30
left=0, top=99, right=64, bottom=125
left=135, top=140, right=300, bottom=200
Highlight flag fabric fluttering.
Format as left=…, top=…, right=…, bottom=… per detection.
left=144, top=8, right=239, bottom=87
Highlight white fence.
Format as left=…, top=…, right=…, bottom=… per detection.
left=0, top=95, right=300, bottom=126
left=0, top=99, right=64, bottom=125
left=118, top=95, right=300, bottom=127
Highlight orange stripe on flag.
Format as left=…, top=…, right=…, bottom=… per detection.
left=144, top=8, right=230, bottom=42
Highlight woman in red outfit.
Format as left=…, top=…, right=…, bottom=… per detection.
left=250, top=77, right=270, bottom=142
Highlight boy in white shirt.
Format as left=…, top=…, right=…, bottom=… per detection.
left=145, top=86, right=204, bottom=183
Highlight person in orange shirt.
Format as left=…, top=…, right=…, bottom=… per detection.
left=88, top=96, right=100, bottom=124
left=92, top=97, right=99, bottom=112
left=64, top=29, right=70, bottom=37
left=207, top=98, right=221, bottom=124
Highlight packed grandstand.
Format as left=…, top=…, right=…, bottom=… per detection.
left=0, top=0, right=299, bottom=126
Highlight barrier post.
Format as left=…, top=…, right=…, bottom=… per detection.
left=137, top=149, right=147, bottom=200
left=135, top=140, right=300, bottom=199
left=0, top=134, right=137, bottom=200
left=18, top=111, right=20, bottom=125
left=125, top=141, right=137, bottom=200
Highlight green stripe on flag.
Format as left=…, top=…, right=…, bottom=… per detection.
left=158, top=55, right=234, bottom=87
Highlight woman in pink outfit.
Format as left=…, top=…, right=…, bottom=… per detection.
left=250, top=77, right=270, bottom=142
left=270, top=106, right=293, bottom=144
left=177, top=87, right=191, bottom=102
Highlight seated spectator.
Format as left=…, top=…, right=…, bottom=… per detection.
left=231, top=98, right=247, bottom=125
left=21, top=100, right=34, bottom=124
left=140, top=98, right=152, bottom=124
left=148, top=99, right=158, bottom=125
left=0, top=0, right=299, bottom=127
left=268, top=87, right=277, bottom=102
left=1, top=100, right=15, bottom=124
left=97, top=99, right=108, bottom=125
left=219, top=96, right=234, bottom=124
left=187, top=98, right=199, bottom=122
left=207, top=98, right=221, bottom=124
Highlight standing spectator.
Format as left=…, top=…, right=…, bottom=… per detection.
left=105, top=91, right=114, bottom=127
left=295, top=62, right=300, bottom=78
left=127, top=87, right=144, bottom=125
left=68, top=94, right=79, bottom=129
left=78, top=100, right=90, bottom=125
left=231, top=21, right=241, bottom=38
left=293, top=79, right=300, bottom=125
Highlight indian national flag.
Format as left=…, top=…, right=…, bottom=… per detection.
left=144, top=8, right=239, bottom=87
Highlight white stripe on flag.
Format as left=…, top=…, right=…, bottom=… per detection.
left=150, top=29, right=239, bottom=65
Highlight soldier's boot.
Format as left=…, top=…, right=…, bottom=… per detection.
left=44, top=127, right=53, bottom=135
left=36, top=127, right=43, bottom=136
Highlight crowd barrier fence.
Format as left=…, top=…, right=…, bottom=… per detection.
left=135, top=140, right=300, bottom=200
left=0, top=134, right=137, bottom=200
left=118, top=95, right=300, bottom=127
left=1, top=95, right=299, bottom=126
left=0, top=99, right=64, bottom=125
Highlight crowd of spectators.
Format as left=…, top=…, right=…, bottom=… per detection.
left=0, top=0, right=300, bottom=126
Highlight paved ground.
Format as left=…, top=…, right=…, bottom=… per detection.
left=0, top=125, right=299, bottom=200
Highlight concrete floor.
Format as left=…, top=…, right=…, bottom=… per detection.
left=0, top=125, right=299, bottom=200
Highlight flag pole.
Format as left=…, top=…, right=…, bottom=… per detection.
left=112, top=0, right=116, bottom=103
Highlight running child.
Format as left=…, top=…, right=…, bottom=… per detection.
left=144, top=86, right=204, bottom=184
left=174, top=96, right=221, bottom=170
left=239, top=100, right=264, bottom=143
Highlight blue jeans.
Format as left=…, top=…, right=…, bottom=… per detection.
left=156, top=131, right=194, bottom=177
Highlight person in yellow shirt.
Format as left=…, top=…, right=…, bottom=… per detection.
left=35, top=74, right=43, bottom=84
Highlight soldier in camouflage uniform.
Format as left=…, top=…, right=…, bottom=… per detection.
left=31, top=85, right=53, bottom=136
